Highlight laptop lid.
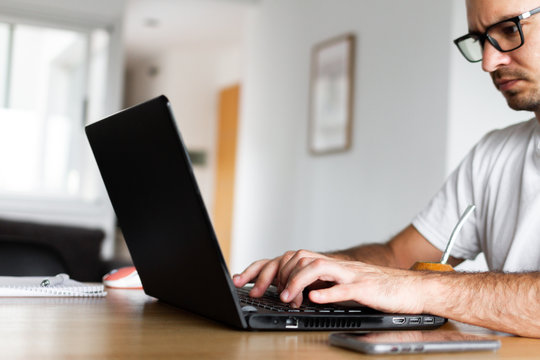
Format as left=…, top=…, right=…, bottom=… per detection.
left=86, top=95, right=247, bottom=329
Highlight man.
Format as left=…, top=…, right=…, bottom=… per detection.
left=233, top=0, right=540, bottom=338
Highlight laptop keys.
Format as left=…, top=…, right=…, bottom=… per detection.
left=237, top=287, right=360, bottom=313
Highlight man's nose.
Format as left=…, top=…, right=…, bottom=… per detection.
left=482, top=41, right=511, bottom=72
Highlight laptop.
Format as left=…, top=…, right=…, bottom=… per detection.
left=85, top=95, right=446, bottom=331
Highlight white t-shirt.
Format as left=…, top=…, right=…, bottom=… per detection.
left=412, top=118, right=540, bottom=272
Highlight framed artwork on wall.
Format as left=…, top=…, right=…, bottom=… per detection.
left=308, top=33, right=355, bottom=155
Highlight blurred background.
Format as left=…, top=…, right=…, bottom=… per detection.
left=0, top=0, right=529, bottom=278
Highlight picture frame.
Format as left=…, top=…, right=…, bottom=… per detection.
left=308, top=33, right=355, bottom=155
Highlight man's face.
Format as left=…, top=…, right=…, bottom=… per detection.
left=467, top=0, right=540, bottom=112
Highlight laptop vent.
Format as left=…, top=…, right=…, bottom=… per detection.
left=302, top=318, right=361, bottom=329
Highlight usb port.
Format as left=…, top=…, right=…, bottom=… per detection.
left=392, top=317, right=406, bottom=325
left=285, top=317, right=299, bottom=329
left=409, top=317, right=421, bottom=325
left=423, top=317, right=434, bottom=324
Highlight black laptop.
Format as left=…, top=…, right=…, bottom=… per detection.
left=85, top=95, right=445, bottom=331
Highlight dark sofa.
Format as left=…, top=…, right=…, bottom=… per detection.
left=0, top=217, right=106, bottom=281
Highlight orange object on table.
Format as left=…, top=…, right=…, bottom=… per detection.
left=410, top=262, right=455, bottom=272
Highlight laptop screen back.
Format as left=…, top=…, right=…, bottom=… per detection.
left=86, top=96, right=245, bottom=328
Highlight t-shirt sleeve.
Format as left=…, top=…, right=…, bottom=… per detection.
left=412, top=143, right=482, bottom=261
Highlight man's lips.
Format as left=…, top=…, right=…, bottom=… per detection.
left=495, top=78, right=521, bottom=92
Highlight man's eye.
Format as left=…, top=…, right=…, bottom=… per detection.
left=497, top=22, right=519, bottom=36
left=502, top=24, right=518, bottom=34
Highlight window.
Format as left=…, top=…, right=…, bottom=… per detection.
left=0, top=22, right=109, bottom=201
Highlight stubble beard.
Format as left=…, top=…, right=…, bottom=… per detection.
left=492, top=69, right=540, bottom=112
left=504, top=87, right=540, bottom=111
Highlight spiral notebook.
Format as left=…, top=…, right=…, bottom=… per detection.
left=0, top=273, right=106, bottom=297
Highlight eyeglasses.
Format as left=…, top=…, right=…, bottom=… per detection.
left=454, top=6, right=540, bottom=62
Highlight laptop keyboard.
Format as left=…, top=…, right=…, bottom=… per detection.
left=236, top=286, right=363, bottom=313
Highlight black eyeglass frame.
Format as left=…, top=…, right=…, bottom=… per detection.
left=454, top=6, right=540, bottom=63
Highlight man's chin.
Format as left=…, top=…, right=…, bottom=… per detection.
left=503, top=92, right=540, bottom=112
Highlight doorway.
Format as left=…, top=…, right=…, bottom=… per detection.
left=213, top=84, right=240, bottom=265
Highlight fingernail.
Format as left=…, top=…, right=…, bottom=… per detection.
left=281, top=290, right=289, bottom=302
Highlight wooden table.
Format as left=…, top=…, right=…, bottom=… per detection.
left=0, top=289, right=537, bottom=359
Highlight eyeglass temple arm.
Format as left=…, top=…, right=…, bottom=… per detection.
left=520, top=7, right=540, bottom=19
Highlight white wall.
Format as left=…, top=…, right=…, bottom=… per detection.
left=231, top=0, right=454, bottom=273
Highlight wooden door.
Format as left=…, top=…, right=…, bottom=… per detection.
left=213, top=84, right=240, bottom=265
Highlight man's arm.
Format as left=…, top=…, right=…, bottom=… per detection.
left=233, top=224, right=462, bottom=302
left=422, top=271, right=540, bottom=337
left=327, top=225, right=463, bottom=269
left=281, top=259, right=540, bottom=337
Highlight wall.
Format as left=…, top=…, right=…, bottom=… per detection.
left=230, top=0, right=453, bottom=273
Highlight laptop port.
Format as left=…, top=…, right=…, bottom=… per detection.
left=392, top=317, right=406, bottom=325
left=285, top=317, right=299, bottom=329
left=423, top=317, right=435, bottom=324
left=409, top=317, right=421, bottom=325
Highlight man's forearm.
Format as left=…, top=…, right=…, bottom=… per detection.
left=422, top=271, right=540, bottom=338
left=325, top=225, right=443, bottom=269
left=326, top=243, right=400, bottom=267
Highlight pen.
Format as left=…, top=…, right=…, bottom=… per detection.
left=40, top=273, right=69, bottom=287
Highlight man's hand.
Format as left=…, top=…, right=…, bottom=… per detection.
left=278, top=256, right=425, bottom=313
left=232, top=249, right=332, bottom=305
left=232, top=226, right=447, bottom=305
left=233, top=249, right=425, bottom=313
